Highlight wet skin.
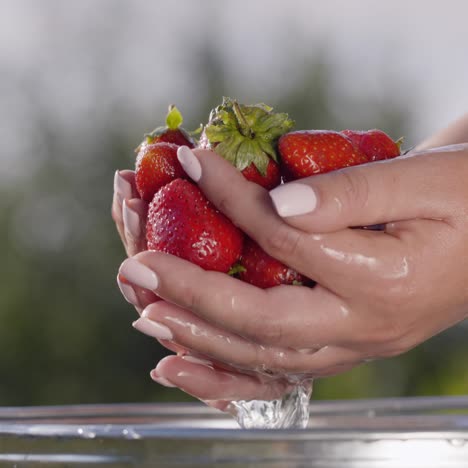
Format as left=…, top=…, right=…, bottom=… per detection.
left=113, top=138, right=468, bottom=407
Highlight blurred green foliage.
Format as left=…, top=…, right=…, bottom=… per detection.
left=0, top=45, right=465, bottom=407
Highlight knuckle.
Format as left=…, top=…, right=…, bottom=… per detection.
left=375, top=336, right=413, bottom=358
left=178, top=281, right=203, bottom=312
left=263, top=224, right=303, bottom=260
left=338, top=168, right=370, bottom=211
left=356, top=311, right=405, bottom=349
left=381, top=276, right=419, bottom=312
left=242, top=312, right=284, bottom=346
left=216, top=191, right=236, bottom=220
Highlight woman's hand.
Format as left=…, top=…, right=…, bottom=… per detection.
left=117, top=144, right=468, bottom=403
left=112, top=168, right=293, bottom=407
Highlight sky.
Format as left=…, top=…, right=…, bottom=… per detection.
left=1, top=0, right=467, bottom=181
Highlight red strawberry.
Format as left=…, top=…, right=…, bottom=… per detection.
left=135, top=142, right=187, bottom=202
left=146, top=179, right=243, bottom=273
left=240, top=160, right=281, bottom=190
left=238, top=237, right=312, bottom=289
left=200, top=97, right=294, bottom=189
left=341, top=129, right=402, bottom=161
left=141, top=105, right=195, bottom=149
left=278, top=130, right=369, bottom=180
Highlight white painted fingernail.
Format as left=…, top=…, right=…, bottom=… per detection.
left=182, top=355, right=214, bottom=368
left=269, top=182, right=317, bottom=217
left=132, top=317, right=173, bottom=340
left=114, top=171, right=133, bottom=204
left=123, top=200, right=141, bottom=239
left=150, top=370, right=177, bottom=387
left=119, top=258, right=159, bottom=291
left=117, top=276, right=139, bottom=306
left=177, top=146, right=202, bottom=182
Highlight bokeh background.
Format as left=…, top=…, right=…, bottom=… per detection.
left=1, top=0, right=467, bottom=406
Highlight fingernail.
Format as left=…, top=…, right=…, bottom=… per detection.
left=114, top=171, right=133, bottom=205
left=132, top=317, right=173, bottom=340
left=177, top=146, right=202, bottom=182
left=182, top=355, right=213, bottom=368
left=119, top=258, right=159, bottom=291
left=123, top=200, right=141, bottom=239
left=269, top=183, right=317, bottom=217
left=117, top=275, right=139, bottom=306
left=150, top=370, right=177, bottom=387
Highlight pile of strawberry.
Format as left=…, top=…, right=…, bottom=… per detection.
left=133, top=98, right=402, bottom=288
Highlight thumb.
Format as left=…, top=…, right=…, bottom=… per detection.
left=269, top=149, right=461, bottom=232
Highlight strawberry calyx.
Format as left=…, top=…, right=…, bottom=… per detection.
left=227, top=263, right=246, bottom=276
left=395, top=136, right=404, bottom=153
left=203, top=97, right=294, bottom=176
left=144, top=105, right=195, bottom=145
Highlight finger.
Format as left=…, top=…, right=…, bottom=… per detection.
left=152, top=355, right=291, bottom=401
left=293, top=345, right=365, bottom=377
left=117, top=170, right=138, bottom=197
left=117, top=273, right=159, bottom=312
left=119, top=252, right=370, bottom=349
left=274, top=227, right=403, bottom=296
left=269, top=147, right=468, bottom=232
left=177, top=146, right=292, bottom=245
left=136, top=301, right=328, bottom=375
left=123, top=198, right=148, bottom=256
left=137, top=301, right=370, bottom=376
left=176, top=146, right=402, bottom=289
left=112, top=170, right=139, bottom=249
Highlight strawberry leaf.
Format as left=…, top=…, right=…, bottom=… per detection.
left=215, top=134, right=244, bottom=166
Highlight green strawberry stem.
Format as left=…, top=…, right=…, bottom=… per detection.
left=395, top=136, right=404, bottom=153
left=166, top=105, right=183, bottom=130
left=145, top=105, right=185, bottom=142
left=232, top=101, right=253, bottom=138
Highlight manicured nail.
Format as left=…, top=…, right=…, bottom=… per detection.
left=117, top=275, right=139, bottom=306
left=119, top=258, right=159, bottom=291
left=132, top=317, right=173, bottom=340
left=269, top=182, right=317, bottom=217
left=177, top=146, right=202, bottom=182
left=114, top=171, right=133, bottom=205
left=182, top=355, right=213, bottom=367
left=150, top=370, right=177, bottom=387
left=123, top=200, right=141, bottom=239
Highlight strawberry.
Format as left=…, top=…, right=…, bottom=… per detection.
left=141, top=105, right=195, bottom=149
left=200, top=97, right=294, bottom=190
left=146, top=179, right=243, bottom=273
left=240, top=160, right=281, bottom=190
left=278, top=130, right=369, bottom=180
left=238, top=237, right=312, bottom=289
left=341, top=129, right=402, bottom=161
left=135, top=142, right=187, bottom=202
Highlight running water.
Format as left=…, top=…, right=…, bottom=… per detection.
left=230, top=380, right=313, bottom=429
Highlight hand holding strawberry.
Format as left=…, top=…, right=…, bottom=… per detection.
left=114, top=99, right=468, bottom=412
left=116, top=140, right=468, bottom=407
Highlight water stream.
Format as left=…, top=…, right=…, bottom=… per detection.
left=230, top=380, right=313, bottom=429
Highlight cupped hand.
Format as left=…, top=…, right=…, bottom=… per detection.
left=117, top=144, right=468, bottom=403
left=112, top=168, right=293, bottom=406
